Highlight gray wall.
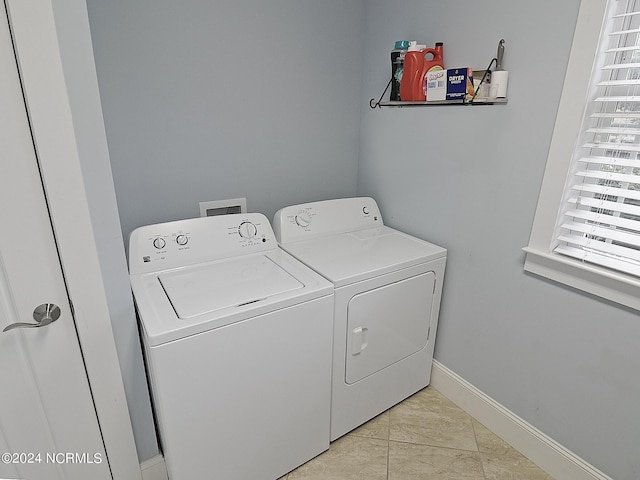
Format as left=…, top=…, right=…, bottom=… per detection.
left=85, top=0, right=365, bottom=462
left=86, top=0, right=364, bottom=239
left=357, top=2, right=640, bottom=480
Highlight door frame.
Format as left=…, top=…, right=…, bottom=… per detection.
left=5, top=1, right=141, bottom=479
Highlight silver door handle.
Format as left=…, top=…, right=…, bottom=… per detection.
left=3, top=303, right=61, bottom=332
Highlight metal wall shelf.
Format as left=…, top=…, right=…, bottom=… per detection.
left=370, top=54, right=508, bottom=109
left=376, top=98, right=507, bottom=107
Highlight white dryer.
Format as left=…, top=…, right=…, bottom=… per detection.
left=273, top=197, right=446, bottom=440
left=129, top=213, right=334, bottom=480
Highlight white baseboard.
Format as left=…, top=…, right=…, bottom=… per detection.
left=140, top=454, right=168, bottom=480
left=430, top=360, right=612, bottom=480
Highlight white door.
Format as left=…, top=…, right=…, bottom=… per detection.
left=0, top=5, right=111, bottom=480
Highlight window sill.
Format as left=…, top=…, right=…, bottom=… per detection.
left=523, top=247, right=640, bottom=312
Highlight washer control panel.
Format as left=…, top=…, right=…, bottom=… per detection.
left=129, top=213, right=274, bottom=274
left=273, top=197, right=383, bottom=243
left=238, top=221, right=258, bottom=239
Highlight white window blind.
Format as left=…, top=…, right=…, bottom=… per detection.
left=554, top=0, right=640, bottom=277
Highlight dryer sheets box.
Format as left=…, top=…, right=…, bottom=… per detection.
left=426, top=68, right=474, bottom=101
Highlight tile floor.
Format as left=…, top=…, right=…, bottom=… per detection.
left=280, top=387, right=554, bottom=480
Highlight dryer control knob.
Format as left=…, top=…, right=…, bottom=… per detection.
left=153, top=237, right=166, bottom=249
left=238, top=221, right=258, bottom=239
left=295, top=213, right=311, bottom=228
left=176, top=234, right=189, bottom=246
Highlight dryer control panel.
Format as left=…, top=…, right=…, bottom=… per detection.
left=273, top=197, right=383, bottom=243
left=129, top=213, right=275, bottom=274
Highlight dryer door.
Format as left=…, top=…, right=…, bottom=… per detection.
left=345, top=272, right=435, bottom=384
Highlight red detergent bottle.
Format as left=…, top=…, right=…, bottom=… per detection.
left=399, top=42, right=444, bottom=101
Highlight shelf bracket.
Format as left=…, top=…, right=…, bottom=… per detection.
left=468, top=57, right=497, bottom=104
left=369, top=77, right=392, bottom=109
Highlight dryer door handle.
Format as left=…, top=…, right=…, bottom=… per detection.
left=350, top=326, right=368, bottom=355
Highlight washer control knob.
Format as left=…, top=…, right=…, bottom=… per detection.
left=176, top=234, right=189, bottom=246
left=363, top=206, right=370, bottom=215
left=295, top=213, right=311, bottom=228
left=153, top=237, right=166, bottom=249
left=238, top=221, right=258, bottom=239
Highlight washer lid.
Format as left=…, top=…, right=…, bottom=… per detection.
left=281, top=227, right=446, bottom=287
left=131, top=248, right=333, bottom=346
left=159, top=255, right=303, bottom=318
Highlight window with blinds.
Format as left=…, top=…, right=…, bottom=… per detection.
left=554, top=0, right=640, bottom=277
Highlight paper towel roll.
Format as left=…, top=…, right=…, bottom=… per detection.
left=491, top=70, right=509, bottom=98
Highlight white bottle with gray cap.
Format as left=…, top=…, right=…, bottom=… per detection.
left=492, top=39, right=508, bottom=98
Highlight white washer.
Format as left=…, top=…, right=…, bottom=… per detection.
left=273, top=197, right=446, bottom=440
left=129, top=213, right=334, bottom=480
